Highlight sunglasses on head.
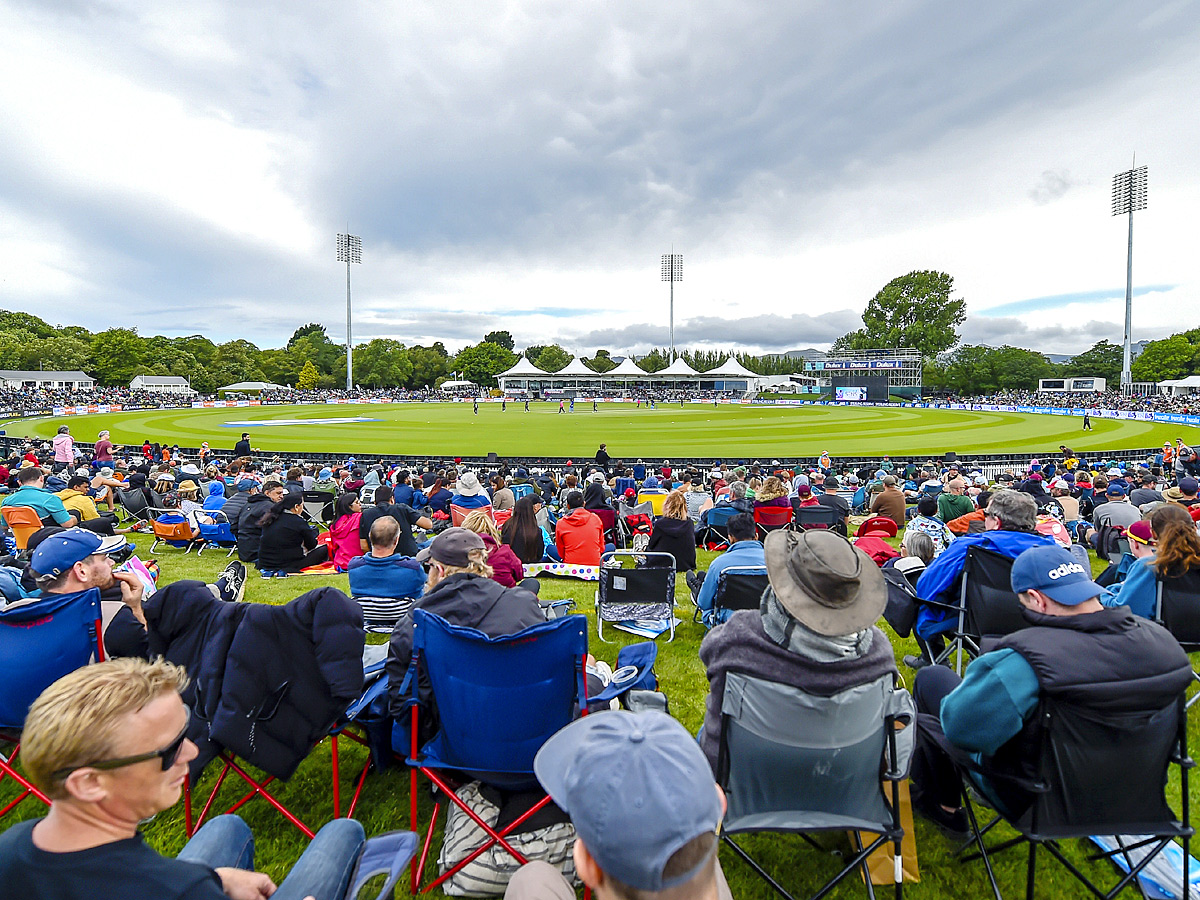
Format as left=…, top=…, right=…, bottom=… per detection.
left=51, top=724, right=189, bottom=781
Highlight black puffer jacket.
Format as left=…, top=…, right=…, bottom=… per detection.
left=236, top=493, right=273, bottom=561
left=386, top=573, right=544, bottom=719
left=211, top=587, right=364, bottom=780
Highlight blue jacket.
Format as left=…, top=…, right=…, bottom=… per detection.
left=1101, top=554, right=1156, bottom=619
left=450, top=493, right=491, bottom=510
left=393, top=483, right=427, bottom=508
left=697, top=540, right=766, bottom=627
left=915, top=529, right=1055, bottom=639
left=347, top=552, right=424, bottom=601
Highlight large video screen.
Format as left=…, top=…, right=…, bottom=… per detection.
left=831, top=374, right=890, bottom=402
left=835, top=387, right=867, bottom=401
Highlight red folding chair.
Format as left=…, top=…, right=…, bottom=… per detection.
left=404, top=610, right=589, bottom=894
left=753, top=505, right=794, bottom=538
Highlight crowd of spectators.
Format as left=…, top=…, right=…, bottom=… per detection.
left=960, top=388, right=1199, bottom=414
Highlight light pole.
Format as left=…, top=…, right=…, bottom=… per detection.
left=661, top=252, right=682, bottom=361
left=1111, top=162, right=1147, bottom=395
left=337, top=233, right=362, bottom=391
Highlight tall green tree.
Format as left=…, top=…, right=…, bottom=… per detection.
left=353, top=339, right=413, bottom=387
left=296, top=360, right=320, bottom=389
left=532, top=345, right=572, bottom=373
left=583, top=350, right=616, bottom=373
left=287, top=323, right=329, bottom=349
left=453, top=341, right=518, bottom=387
left=483, top=330, right=515, bottom=351
left=89, top=328, right=147, bottom=385
left=832, top=270, right=966, bottom=358
left=1062, top=340, right=1123, bottom=383
left=1132, top=335, right=1196, bottom=381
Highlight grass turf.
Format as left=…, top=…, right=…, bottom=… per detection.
left=3, top=541, right=1197, bottom=898
left=6, top=402, right=1197, bottom=458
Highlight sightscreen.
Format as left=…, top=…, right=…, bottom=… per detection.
left=831, top=374, right=889, bottom=402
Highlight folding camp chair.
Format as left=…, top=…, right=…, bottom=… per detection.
left=302, top=491, right=335, bottom=530
left=450, top=503, right=492, bottom=527
left=754, top=505, right=794, bottom=539
left=793, top=502, right=839, bottom=531
left=404, top=610, right=589, bottom=894
left=717, top=672, right=912, bottom=900
left=149, top=512, right=201, bottom=553
left=591, top=507, right=618, bottom=547
left=955, top=693, right=1192, bottom=900
left=0, top=506, right=42, bottom=550
left=856, top=516, right=899, bottom=538
left=613, top=476, right=637, bottom=497
left=1155, top=570, right=1200, bottom=708
left=510, top=483, right=535, bottom=502
left=700, top=504, right=740, bottom=547
left=114, top=487, right=158, bottom=524
left=919, top=545, right=1024, bottom=675
left=616, top=500, right=654, bottom=547
left=595, top=550, right=676, bottom=642
left=712, top=565, right=769, bottom=621
left=196, top=512, right=236, bottom=557
left=636, top=491, right=668, bottom=515
left=685, top=491, right=714, bottom=524
left=492, top=508, right=512, bottom=528
left=1, top=591, right=105, bottom=821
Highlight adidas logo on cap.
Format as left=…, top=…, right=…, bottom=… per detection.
left=1046, top=562, right=1085, bottom=580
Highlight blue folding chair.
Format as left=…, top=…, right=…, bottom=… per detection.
left=510, top=482, right=535, bottom=501
left=0, top=590, right=105, bottom=819
left=701, top=504, right=740, bottom=547
left=403, top=609, right=589, bottom=894
left=196, top=513, right=236, bottom=557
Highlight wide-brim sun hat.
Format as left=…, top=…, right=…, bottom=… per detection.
left=455, top=471, right=484, bottom=496
left=762, top=530, right=886, bottom=636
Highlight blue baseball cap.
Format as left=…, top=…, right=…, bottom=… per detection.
left=1106, top=482, right=1127, bottom=497
left=535, top=711, right=721, bottom=892
left=236, top=479, right=257, bottom=492
left=1011, top=544, right=1105, bottom=606
left=31, top=528, right=127, bottom=578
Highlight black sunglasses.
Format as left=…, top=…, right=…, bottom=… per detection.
left=51, top=724, right=189, bottom=781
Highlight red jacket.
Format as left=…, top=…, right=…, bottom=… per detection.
left=555, top=508, right=604, bottom=566
left=481, top=533, right=526, bottom=587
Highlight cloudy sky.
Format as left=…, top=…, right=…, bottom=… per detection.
left=2, top=1, right=1198, bottom=356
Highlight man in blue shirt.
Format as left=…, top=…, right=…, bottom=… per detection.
left=3, top=466, right=78, bottom=527
left=347, top=514, right=424, bottom=631
left=909, top=543, right=1191, bottom=836
left=687, top=513, right=765, bottom=627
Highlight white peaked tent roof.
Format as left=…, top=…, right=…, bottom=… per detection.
left=605, top=357, right=648, bottom=377
left=707, top=357, right=758, bottom=378
left=555, top=357, right=597, bottom=376
left=499, top=357, right=548, bottom=377
left=660, top=358, right=700, bottom=375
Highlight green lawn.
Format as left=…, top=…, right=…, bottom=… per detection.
left=3, top=542, right=1195, bottom=898
left=5, top=402, right=1195, bottom=458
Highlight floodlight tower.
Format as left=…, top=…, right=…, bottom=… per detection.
left=661, top=252, right=682, bottom=361
left=337, top=232, right=362, bottom=391
left=1111, top=162, right=1147, bottom=395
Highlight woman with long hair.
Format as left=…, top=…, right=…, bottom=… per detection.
left=328, top=491, right=365, bottom=571
left=425, top=477, right=453, bottom=515
left=257, top=491, right=328, bottom=573
left=1152, top=503, right=1200, bottom=579
left=646, top=489, right=697, bottom=572
left=753, top=476, right=790, bottom=509
left=461, top=508, right=537, bottom=591
left=501, top=495, right=547, bottom=564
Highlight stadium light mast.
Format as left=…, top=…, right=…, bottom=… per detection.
left=1111, top=161, right=1147, bottom=395
left=337, top=232, right=362, bottom=391
left=661, top=252, right=682, bottom=361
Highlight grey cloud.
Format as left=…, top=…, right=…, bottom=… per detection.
left=1028, top=169, right=1081, bottom=205
left=567, top=310, right=862, bottom=353
left=959, top=316, right=1174, bottom=354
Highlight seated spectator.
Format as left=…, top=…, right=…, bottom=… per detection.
left=557, top=473, right=580, bottom=507
left=451, top=471, right=491, bottom=510
left=201, top=480, right=227, bottom=512
left=646, top=490, right=697, bottom=572
left=555, top=491, right=606, bottom=566
left=256, top=491, right=328, bottom=572
left=638, top=475, right=667, bottom=495
left=347, top=514, right=424, bottom=605
left=752, top=476, right=790, bottom=509
left=697, top=529, right=898, bottom=772
left=1105, top=505, right=1200, bottom=619
left=91, top=429, right=114, bottom=469
left=912, top=490, right=1053, bottom=670
left=236, top=479, right=283, bottom=563
left=1083, top=481, right=1141, bottom=549
left=505, top=710, right=732, bottom=900
left=425, top=477, right=452, bottom=515
left=489, top=473, right=515, bottom=511
left=1099, top=518, right=1156, bottom=616
left=461, top=508, right=539, bottom=593
left=1176, top=476, right=1200, bottom=509
left=582, top=478, right=611, bottom=511
left=945, top=490, right=992, bottom=535
left=816, top=474, right=850, bottom=519
left=385, top=528, right=545, bottom=725
left=342, top=467, right=366, bottom=494
left=1, top=657, right=364, bottom=899
left=89, top=467, right=124, bottom=511
left=175, top=481, right=215, bottom=534
left=904, top=496, right=954, bottom=555
left=360, top=466, right=383, bottom=499
left=3, top=465, right=78, bottom=527
left=502, top=495, right=553, bottom=564
left=910, top=543, right=1192, bottom=834
left=283, top=466, right=305, bottom=494
left=1130, top=471, right=1165, bottom=507
left=937, top=478, right=975, bottom=523
left=357, top=483, right=433, bottom=556
left=688, top=512, right=764, bottom=628
left=869, top=474, right=907, bottom=527
left=311, top=466, right=338, bottom=495
left=221, top=479, right=255, bottom=539
left=792, top=482, right=819, bottom=508
left=392, top=470, right=426, bottom=508
left=700, top=480, right=753, bottom=528
left=328, top=491, right=365, bottom=571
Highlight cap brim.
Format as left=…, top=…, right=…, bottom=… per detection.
left=532, top=716, right=599, bottom=813
left=96, top=534, right=128, bottom=555
left=1041, top=577, right=1106, bottom=607
left=414, top=546, right=433, bottom=564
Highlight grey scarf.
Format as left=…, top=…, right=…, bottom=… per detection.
left=759, top=586, right=874, bottom=662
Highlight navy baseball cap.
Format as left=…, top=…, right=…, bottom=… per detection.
left=31, top=528, right=127, bottom=578
left=1106, top=482, right=1127, bottom=497
left=535, top=711, right=721, bottom=892
left=1011, top=544, right=1105, bottom=606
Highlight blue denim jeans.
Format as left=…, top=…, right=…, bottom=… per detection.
left=178, top=814, right=365, bottom=900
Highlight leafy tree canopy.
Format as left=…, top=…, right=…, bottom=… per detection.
left=832, top=270, right=966, bottom=358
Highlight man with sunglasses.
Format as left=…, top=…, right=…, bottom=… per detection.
left=0, top=656, right=364, bottom=900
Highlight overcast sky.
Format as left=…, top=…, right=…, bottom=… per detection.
left=2, top=1, right=1198, bottom=356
